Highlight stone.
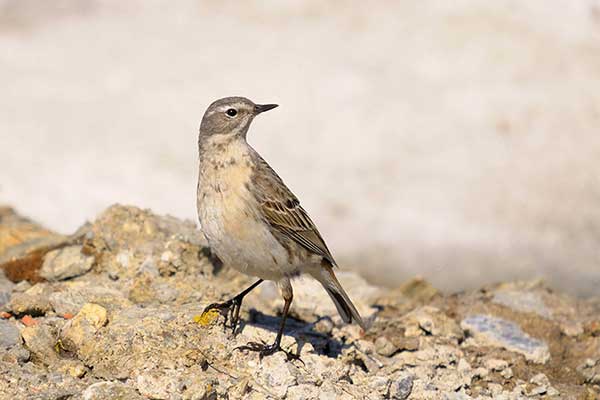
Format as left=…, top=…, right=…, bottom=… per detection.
left=0, top=207, right=68, bottom=282
left=21, top=323, right=59, bottom=364
left=461, top=315, right=550, bottom=364
left=0, top=319, right=20, bottom=349
left=82, top=381, right=144, bottom=400
left=49, top=282, right=132, bottom=316
left=484, top=358, right=508, bottom=372
left=8, top=282, right=52, bottom=316
left=402, top=306, right=463, bottom=340
left=374, top=336, right=397, bottom=357
left=389, top=375, right=413, bottom=399
left=578, top=359, right=600, bottom=384
left=60, top=303, right=108, bottom=355
left=1, top=204, right=598, bottom=399
left=40, top=246, right=95, bottom=281
left=500, top=367, right=513, bottom=379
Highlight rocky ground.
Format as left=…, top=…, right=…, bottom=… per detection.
left=0, top=204, right=599, bottom=399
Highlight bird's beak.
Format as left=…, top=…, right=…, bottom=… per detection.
left=254, top=103, right=279, bottom=114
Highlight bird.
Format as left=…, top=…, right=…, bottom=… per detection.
left=196, top=96, right=365, bottom=358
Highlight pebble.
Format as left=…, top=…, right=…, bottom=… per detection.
left=61, top=303, right=108, bottom=353
left=40, top=246, right=95, bottom=281
left=375, top=336, right=398, bottom=357
left=389, top=375, right=413, bottom=399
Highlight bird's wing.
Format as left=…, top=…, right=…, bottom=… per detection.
left=250, top=153, right=337, bottom=266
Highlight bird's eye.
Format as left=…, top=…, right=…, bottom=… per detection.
left=226, top=108, right=238, bottom=117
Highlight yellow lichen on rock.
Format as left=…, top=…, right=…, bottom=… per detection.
left=193, top=309, right=219, bottom=326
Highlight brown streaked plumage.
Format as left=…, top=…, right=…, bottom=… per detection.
left=197, top=96, right=365, bottom=358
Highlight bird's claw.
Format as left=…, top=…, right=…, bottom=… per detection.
left=202, top=295, right=245, bottom=335
left=235, top=341, right=303, bottom=363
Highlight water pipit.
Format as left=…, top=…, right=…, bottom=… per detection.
left=197, top=97, right=365, bottom=358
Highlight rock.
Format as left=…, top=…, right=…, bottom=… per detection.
left=8, top=282, right=52, bottom=316
left=0, top=207, right=69, bottom=283
left=578, top=359, right=600, bottom=384
left=0, top=319, right=20, bottom=349
left=527, top=372, right=558, bottom=396
left=85, top=205, right=211, bottom=280
left=60, top=303, right=108, bottom=355
left=461, top=315, right=550, bottom=364
left=374, top=336, right=397, bottom=357
left=500, top=367, right=513, bottom=379
left=402, top=306, right=463, bottom=340
left=49, top=282, right=132, bottom=316
left=483, top=358, right=508, bottom=372
left=59, top=360, right=88, bottom=378
left=1, top=204, right=599, bottom=399
left=21, top=323, right=59, bottom=364
left=82, top=381, right=144, bottom=400
left=40, top=246, right=94, bottom=281
left=389, top=375, right=413, bottom=399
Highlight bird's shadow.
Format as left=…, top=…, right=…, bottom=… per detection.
left=234, top=309, right=347, bottom=359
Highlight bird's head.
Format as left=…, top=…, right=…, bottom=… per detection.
left=199, top=97, right=278, bottom=140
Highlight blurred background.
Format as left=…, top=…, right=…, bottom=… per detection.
left=1, top=1, right=599, bottom=296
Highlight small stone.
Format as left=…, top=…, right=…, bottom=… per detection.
left=40, top=246, right=95, bottom=281
left=59, top=360, right=87, bottom=378
left=500, top=367, right=513, bottom=379
left=391, top=335, right=419, bottom=352
left=461, top=315, right=550, bottom=364
left=21, top=324, right=59, bottom=364
left=389, top=375, right=413, bottom=400
left=472, top=367, right=489, bottom=380
left=8, top=283, right=52, bottom=316
left=0, top=319, right=21, bottom=349
left=61, top=303, right=108, bottom=354
left=21, top=315, right=38, bottom=327
left=530, top=373, right=550, bottom=387
left=402, top=306, right=463, bottom=340
left=484, top=358, right=508, bottom=371
left=375, top=336, right=398, bottom=357
left=488, top=383, right=503, bottom=395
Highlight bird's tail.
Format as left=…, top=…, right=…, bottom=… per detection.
left=316, top=264, right=366, bottom=331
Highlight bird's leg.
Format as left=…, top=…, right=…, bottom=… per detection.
left=202, top=279, right=263, bottom=334
left=237, top=279, right=301, bottom=361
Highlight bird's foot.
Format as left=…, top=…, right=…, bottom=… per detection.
left=235, top=340, right=303, bottom=363
left=201, top=296, right=243, bottom=335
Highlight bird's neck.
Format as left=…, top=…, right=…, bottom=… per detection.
left=198, top=134, right=253, bottom=168
left=199, top=133, right=243, bottom=155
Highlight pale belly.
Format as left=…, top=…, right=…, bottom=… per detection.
left=197, top=179, right=294, bottom=281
